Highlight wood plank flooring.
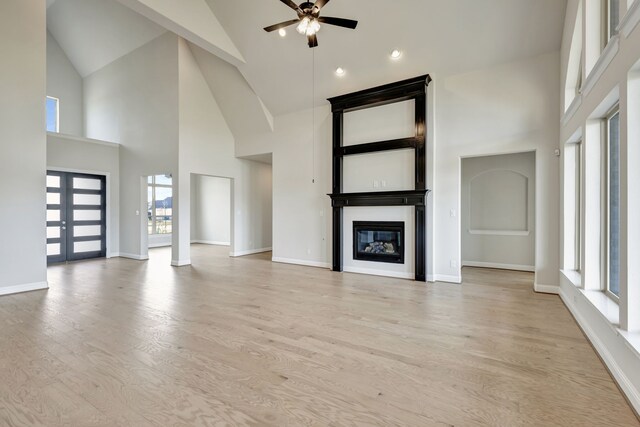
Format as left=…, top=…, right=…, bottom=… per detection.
left=0, top=244, right=638, bottom=426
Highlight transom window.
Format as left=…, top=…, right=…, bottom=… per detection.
left=147, top=175, right=173, bottom=235
left=46, top=96, right=59, bottom=133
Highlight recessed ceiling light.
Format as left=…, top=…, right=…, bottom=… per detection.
left=391, top=49, right=402, bottom=60
left=278, top=28, right=287, bottom=37
left=335, top=67, right=345, bottom=76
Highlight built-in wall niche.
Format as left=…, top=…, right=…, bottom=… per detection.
left=343, top=100, right=415, bottom=147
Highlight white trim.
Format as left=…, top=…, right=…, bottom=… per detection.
left=171, top=259, right=191, bottom=267
left=433, top=274, right=462, bottom=284
left=0, top=281, right=48, bottom=296
left=468, top=229, right=530, bottom=236
left=559, top=282, right=640, bottom=414
left=271, top=257, right=331, bottom=269
left=230, top=247, right=272, bottom=257
left=118, top=253, right=149, bottom=261
left=47, top=131, right=120, bottom=147
left=427, top=274, right=435, bottom=282
left=463, top=261, right=535, bottom=272
left=562, top=94, right=582, bottom=127
left=582, top=36, right=620, bottom=97
left=620, top=0, right=640, bottom=37
left=191, top=240, right=230, bottom=246
left=148, top=242, right=172, bottom=248
left=343, top=267, right=414, bottom=280
left=534, top=283, right=560, bottom=294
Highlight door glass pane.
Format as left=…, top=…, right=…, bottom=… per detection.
left=47, top=209, right=60, bottom=222
left=74, top=210, right=101, bottom=221
left=46, top=175, right=60, bottom=188
left=73, top=194, right=101, bottom=205
left=74, top=225, right=101, bottom=237
left=46, top=192, right=60, bottom=205
left=73, top=177, right=101, bottom=190
left=47, top=226, right=60, bottom=239
left=74, top=240, right=101, bottom=253
left=47, top=243, right=60, bottom=256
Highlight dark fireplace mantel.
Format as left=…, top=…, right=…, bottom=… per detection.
left=328, top=75, right=431, bottom=282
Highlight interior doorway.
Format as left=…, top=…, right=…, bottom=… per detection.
left=191, top=174, right=232, bottom=249
left=46, top=170, right=107, bottom=263
left=461, top=151, right=536, bottom=272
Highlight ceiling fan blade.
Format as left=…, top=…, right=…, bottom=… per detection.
left=308, top=34, right=318, bottom=48
left=280, top=0, right=303, bottom=14
left=264, top=19, right=300, bottom=32
left=318, top=16, right=358, bottom=29
left=313, top=0, right=330, bottom=12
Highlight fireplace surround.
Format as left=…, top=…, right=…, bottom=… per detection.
left=328, top=75, right=432, bottom=281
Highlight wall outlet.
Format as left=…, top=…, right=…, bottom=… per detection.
left=450, top=209, right=456, bottom=218
left=135, top=210, right=140, bottom=216
left=381, top=180, right=387, bottom=187
left=307, top=248, right=312, bottom=255
left=450, top=260, right=458, bottom=268
left=373, top=180, right=379, bottom=188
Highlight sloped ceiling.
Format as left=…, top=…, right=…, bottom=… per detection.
left=206, top=0, right=567, bottom=116
left=47, top=0, right=167, bottom=77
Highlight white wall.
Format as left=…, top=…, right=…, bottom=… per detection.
left=191, top=175, right=231, bottom=245
left=46, top=133, right=120, bottom=257
left=461, top=151, right=536, bottom=271
left=435, top=52, right=560, bottom=285
left=175, top=39, right=272, bottom=264
left=84, top=32, right=179, bottom=260
left=0, top=0, right=47, bottom=294
left=47, top=31, right=83, bottom=136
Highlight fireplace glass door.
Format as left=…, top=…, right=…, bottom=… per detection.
left=353, top=221, right=405, bottom=264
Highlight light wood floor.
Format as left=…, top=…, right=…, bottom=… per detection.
left=0, top=245, right=637, bottom=426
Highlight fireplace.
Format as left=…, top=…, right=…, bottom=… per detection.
left=353, top=221, right=405, bottom=264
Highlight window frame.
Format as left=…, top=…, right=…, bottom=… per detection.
left=605, top=105, right=621, bottom=300
left=575, top=141, right=583, bottom=272
left=46, top=96, right=59, bottom=133
left=605, top=0, right=620, bottom=42
left=147, top=175, right=173, bottom=235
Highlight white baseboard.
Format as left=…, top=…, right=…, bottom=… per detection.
left=427, top=274, right=435, bottom=282
left=343, top=267, right=414, bottom=280
left=433, top=274, right=462, bottom=284
left=272, top=257, right=331, bottom=269
left=462, top=261, right=535, bottom=272
left=191, top=240, right=231, bottom=246
left=0, top=281, right=48, bottom=296
left=559, top=283, right=640, bottom=415
left=534, top=283, right=560, bottom=294
left=148, top=242, right=171, bottom=248
left=118, top=253, right=149, bottom=261
left=171, top=259, right=191, bottom=267
left=230, top=247, right=272, bottom=257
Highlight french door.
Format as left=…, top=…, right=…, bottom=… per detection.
left=46, top=171, right=107, bottom=264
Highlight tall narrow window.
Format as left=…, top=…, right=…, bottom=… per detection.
left=607, top=108, right=620, bottom=297
left=46, top=96, right=59, bottom=133
left=608, top=0, right=620, bottom=40
left=575, top=141, right=583, bottom=271
left=148, top=175, right=173, bottom=235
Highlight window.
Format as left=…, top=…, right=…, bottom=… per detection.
left=148, top=175, right=173, bottom=235
left=575, top=141, right=583, bottom=271
left=607, top=107, right=620, bottom=297
left=607, top=0, right=620, bottom=40
left=46, top=96, right=59, bottom=133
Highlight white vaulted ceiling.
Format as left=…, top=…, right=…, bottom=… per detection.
left=47, top=0, right=167, bottom=77
left=47, top=0, right=567, bottom=118
left=205, top=0, right=567, bottom=116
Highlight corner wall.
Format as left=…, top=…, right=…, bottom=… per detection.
left=0, top=0, right=48, bottom=295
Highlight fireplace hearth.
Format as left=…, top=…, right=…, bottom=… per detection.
left=353, top=221, right=404, bottom=264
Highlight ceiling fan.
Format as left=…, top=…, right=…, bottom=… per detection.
left=264, top=0, right=358, bottom=48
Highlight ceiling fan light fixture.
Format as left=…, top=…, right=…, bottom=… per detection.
left=335, top=67, right=345, bottom=76
left=297, top=16, right=320, bottom=36
left=391, top=49, right=402, bottom=60
left=279, top=28, right=287, bottom=37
